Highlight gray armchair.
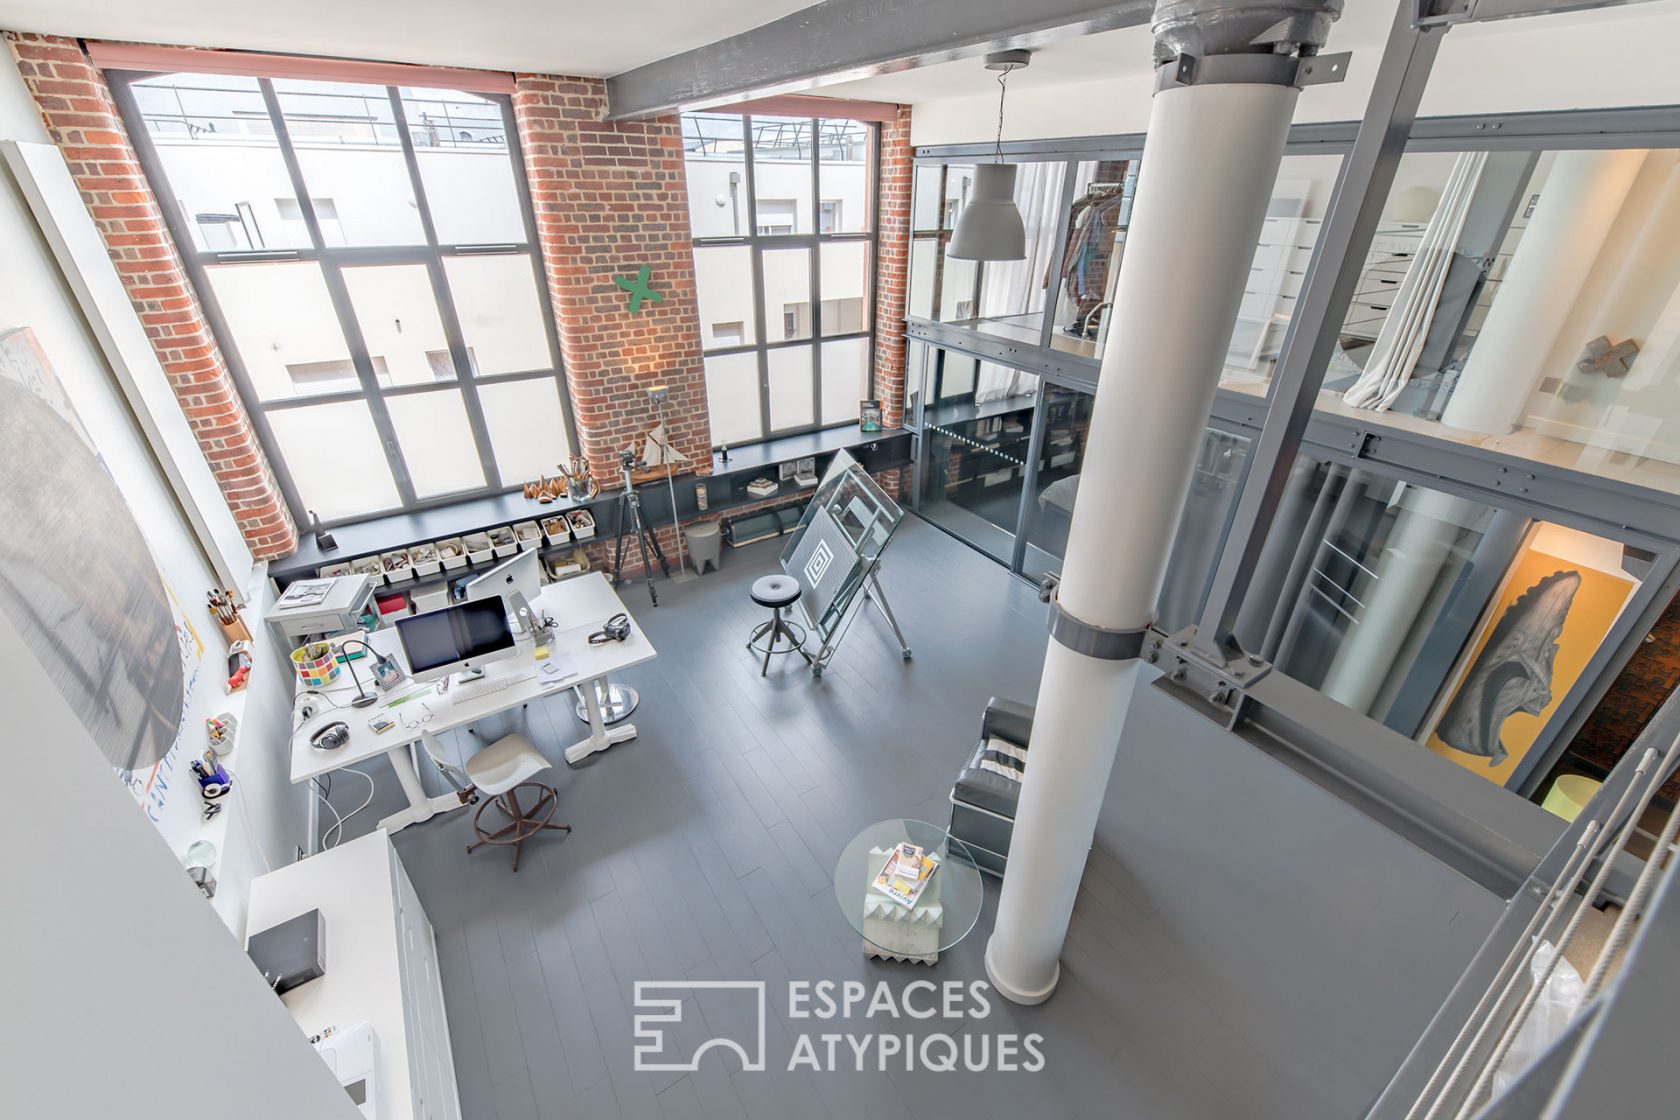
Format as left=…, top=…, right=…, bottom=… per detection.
left=948, top=696, right=1034, bottom=877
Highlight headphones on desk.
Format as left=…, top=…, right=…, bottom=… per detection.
left=310, top=721, right=351, bottom=751
left=588, top=612, right=632, bottom=645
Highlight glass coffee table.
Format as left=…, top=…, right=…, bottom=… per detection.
left=834, top=819, right=985, bottom=965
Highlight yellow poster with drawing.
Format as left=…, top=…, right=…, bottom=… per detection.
left=1426, top=545, right=1634, bottom=786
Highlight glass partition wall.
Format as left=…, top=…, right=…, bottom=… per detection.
left=909, top=342, right=1254, bottom=628
left=906, top=106, right=1680, bottom=805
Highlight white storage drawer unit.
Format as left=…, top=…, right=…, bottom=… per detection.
left=246, top=830, right=461, bottom=1120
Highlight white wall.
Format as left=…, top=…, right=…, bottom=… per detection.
left=0, top=50, right=309, bottom=937
left=906, top=5, right=1680, bottom=147
left=0, top=607, right=360, bottom=1120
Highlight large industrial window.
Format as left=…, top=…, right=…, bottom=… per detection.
left=683, top=112, right=878, bottom=449
left=110, top=71, right=575, bottom=525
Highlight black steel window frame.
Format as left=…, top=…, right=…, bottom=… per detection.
left=107, top=69, right=580, bottom=529
left=687, top=112, right=881, bottom=446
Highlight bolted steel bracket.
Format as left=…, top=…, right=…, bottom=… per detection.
left=1039, top=573, right=1150, bottom=661
left=1146, top=625, right=1274, bottom=731
left=1155, top=50, right=1352, bottom=93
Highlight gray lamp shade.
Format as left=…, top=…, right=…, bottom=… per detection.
left=947, top=162, right=1026, bottom=261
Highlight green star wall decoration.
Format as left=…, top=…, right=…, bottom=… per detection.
left=613, top=264, right=665, bottom=313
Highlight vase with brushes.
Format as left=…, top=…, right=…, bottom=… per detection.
left=523, top=456, right=599, bottom=504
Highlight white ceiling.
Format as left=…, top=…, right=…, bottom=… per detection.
left=820, top=4, right=1398, bottom=104
left=2, top=0, right=1674, bottom=103
left=0, top=0, right=813, bottom=78
left=822, top=1, right=1679, bottom=106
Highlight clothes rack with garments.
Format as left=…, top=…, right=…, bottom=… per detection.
left=1049, top=163, right=1133, bottom=338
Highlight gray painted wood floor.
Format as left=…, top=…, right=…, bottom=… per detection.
left=323, top=516, right=1496, bottom=1120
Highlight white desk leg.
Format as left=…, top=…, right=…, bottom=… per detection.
left=377, top=741, right=469, bottom=834
left=564, top=674, right=638, bottom=764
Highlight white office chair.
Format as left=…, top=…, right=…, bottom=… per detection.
left=420, top=730, right=570, bottom=872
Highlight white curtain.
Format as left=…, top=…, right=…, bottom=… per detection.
left=974, top=363, right=1033, bottom=404
left=977, top=161, right=1066, bottom=321
left=1343, top=151, right=1488, bottom=411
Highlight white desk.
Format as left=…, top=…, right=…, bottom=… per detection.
left=246, top=829, right=461, bottom=1120
left=290, top=572, right=657, bottom=834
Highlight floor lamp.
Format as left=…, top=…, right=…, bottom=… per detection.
left=646, top=385, right=693, bottom=583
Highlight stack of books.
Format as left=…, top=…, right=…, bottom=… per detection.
left=870, top=841, right=940, bottom=909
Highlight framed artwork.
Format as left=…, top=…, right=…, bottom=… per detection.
left=859, top=399, right=884, bottom=432
left=1423, top=535, right=1636, bottom=786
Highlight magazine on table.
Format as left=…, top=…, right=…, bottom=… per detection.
left=871, top=841, right=940, bottom=908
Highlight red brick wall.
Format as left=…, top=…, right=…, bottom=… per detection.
left=4, top=32, right=299, bottom=560
left=872, top=106, right=913, bottom=429
left=511, top=75, right=711, bottom=486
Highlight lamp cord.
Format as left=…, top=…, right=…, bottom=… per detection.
left=994, top=67, right=1011, bottom=162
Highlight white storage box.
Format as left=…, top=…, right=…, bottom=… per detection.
left=542, top=515, right=572, bottom=546
left=488, top=525, right=518, bottom=559
left=349, top=555, right=384, bottom=583
left=408, top=542, right=441, bottom=577
left=513, top=520, right=542, bottom=552
left=412, top=587, right=451, bottom=615
left=317, top=562, right=352, bottom=578
left=435, top=538, right=468, bottom=570
left=381, top=550, right=415, bottom=583
left=463, top=532, right=493, bottom=565
left=567, top=509, right=596, bottom=540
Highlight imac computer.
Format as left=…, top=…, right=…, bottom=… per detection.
left=465, top=549, right=542, bottom=634
left=394, top=600, right=519, bottom=685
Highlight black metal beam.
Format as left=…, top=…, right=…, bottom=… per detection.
left=604, top=0, right=1155, bottom=119
left=1193, top=0, right=1447, bottom=659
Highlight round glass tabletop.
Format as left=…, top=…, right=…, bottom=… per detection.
left=834, top=819, right=986, bottom=960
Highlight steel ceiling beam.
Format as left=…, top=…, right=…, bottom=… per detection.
left=604, top=0, right=1155, bottom=119
left=1414, top=0, right=1656, bottom=25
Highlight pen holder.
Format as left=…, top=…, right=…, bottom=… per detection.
left=206, top=712, right=239, bottom=757
left=291, top=642, right=341, bottom=688
left=215, top=615, right=252, bottom=644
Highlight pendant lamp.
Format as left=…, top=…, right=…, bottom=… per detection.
left=947, top=50, right=1031, bottom=262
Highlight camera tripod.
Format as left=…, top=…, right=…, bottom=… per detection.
left=610, top=450, right=669, bottom=606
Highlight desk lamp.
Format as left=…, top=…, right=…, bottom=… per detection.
left=336, top=638, right=397, bottom=708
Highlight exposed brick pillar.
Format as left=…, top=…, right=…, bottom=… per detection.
left=511, top=75, right=710, bottom=485
left=872, top=105, right=913, bottom=429
left=4, top=32, right=299, bottom=561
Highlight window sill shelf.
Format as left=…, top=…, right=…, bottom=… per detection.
left=270, top=424, right=911, bottom=588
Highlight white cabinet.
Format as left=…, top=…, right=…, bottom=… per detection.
left=247, top=830, right=461, bottom=1120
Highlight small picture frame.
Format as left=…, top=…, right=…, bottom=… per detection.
left=778, top=461, right=799, bottom=481
left=859, top=399, right=883, bottom=432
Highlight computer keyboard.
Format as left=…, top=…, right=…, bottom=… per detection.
left=451, top=673, right=534, bottom=705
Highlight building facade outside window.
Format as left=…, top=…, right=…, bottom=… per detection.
left=683, top=112, right=879, bottom=448
left=110, top=70, right=575, bottom=525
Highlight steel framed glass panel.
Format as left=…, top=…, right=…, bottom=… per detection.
left=110, top=69, right=577, bottom=527
left=684, top=111, right=880, bottom=445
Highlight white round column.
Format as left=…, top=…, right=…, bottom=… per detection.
left=1440, top=149, right=1646, bottom=435
left=985, top=78, right=1299, bottom=1006
left=1319, top=486, right=1474, bottom=715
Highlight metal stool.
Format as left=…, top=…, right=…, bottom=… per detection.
left=748, top=574, right=812, bottom=676
left=463, top=732, right=570, bottom=872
